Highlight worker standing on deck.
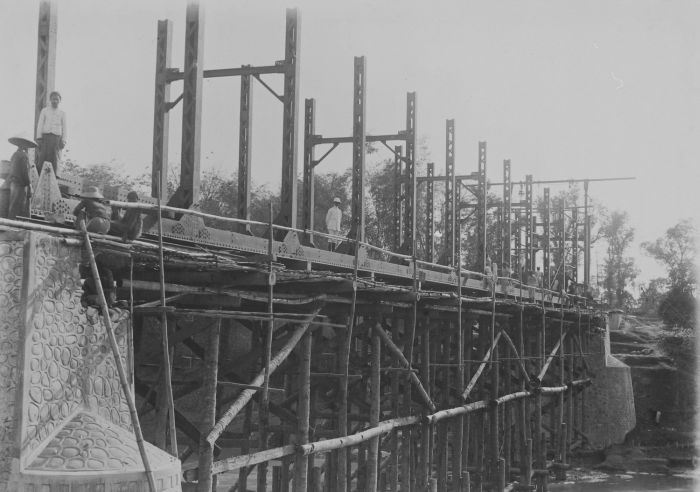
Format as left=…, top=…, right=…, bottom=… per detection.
left=325, top=197, right=342, bottom=251
left=6, top=133, right=38, bottom=220
left=36, top=91, right=67, bottom=175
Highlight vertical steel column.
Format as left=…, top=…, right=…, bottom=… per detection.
left=394, top=146, right=404, bottom=251
left=558, top=208, right=566, bottom=292
left=180, top=2, right=204, bottom=208
left=583, top=181, right=590, bottom=289
left=502, top=160, right=512, bottom=272
left=402, top=93, right=417, bottom=254
left=476, top=142, right=488, bottom=272
left=279, top=8, right=300, bottom=228
left=515, top=210, right=522, bottom=282
left=525, top=175, right=534, bottom=271
left=572, top=207, right=579, bottom=283
left=302, top=99, right=316, bottom=246
left=151, top=20, right=172, bottom=199
left=426, top=163, right=434, bottom=262
left=35, top=1, right=58, bottom=139
left=444, top=120, right=456, bottom=266
left=238, top=72, right=253, bottom=234
left=543, top=188, right=551, bottom=290
left=349, top=56, right=366, bottom=242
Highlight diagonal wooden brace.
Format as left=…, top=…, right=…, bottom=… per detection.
left=537, top=328, right=569, bottom=383
left=461, top=330, right=503, bottom=401
left=205, top=307, right=323, bottom=447
left=372, top=323, right=436, bottom=412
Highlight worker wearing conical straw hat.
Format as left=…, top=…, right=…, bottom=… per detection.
left=6, top=132, right=38, bottom=220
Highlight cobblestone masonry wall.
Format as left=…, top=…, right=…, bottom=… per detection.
left=0, top=231, right=180, bottom=491
left=20, top=235, right=132, bottom=467
left=0, top=236, right=24, bottom=491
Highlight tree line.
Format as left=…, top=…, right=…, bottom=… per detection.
left=62, top=155, right=696, bottom=329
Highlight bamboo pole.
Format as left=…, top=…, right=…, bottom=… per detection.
left=198, top=318, right=221, bottom=492
left=293, top=329, right=312, bottom=492
left=420, top=325, right=431, bottom=488
left=452, top=316, right=464, bottom=491
left=367, top=322, right=381, bottom=491
left=517, top=307, right=532, bottom=489
left=79, top=221, right=157, bottom=492
left=390, top=318, right=400, bottom=492
left=206, top=308, right=322, bottom=446
left=156, top=175, right=178, bottom=456
left=337, top=233, right=361, bottom=492
left=238, top=372, right=254, bottom=489
left=437, top=331, right=448, bottom=492
left=300, top=416, right=420, bottom=455
left=129, top=258, right=135, bottom=386
left=259, top=202, right=275, bottom=492
left=399, top=318, right=412, bottom=492
left=213, top=445, right=297, bottom=474
left=476, top=316, right=488, bottom=492
left=557, top=303, right=567, bottom=476
left=462, top=315, right=472, bottom=483
left=503, top=321, right=512, bottom=485
left=489, top=343, right=500, bottom=486
left=535, top=314, right=545, bottom=492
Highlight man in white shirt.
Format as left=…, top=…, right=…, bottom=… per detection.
left=36, top=91, right=67, bottom=175
left=325, top=197, right=342, bottom=251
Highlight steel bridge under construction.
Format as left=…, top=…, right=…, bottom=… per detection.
left=0, top=2, right=639, bottom=492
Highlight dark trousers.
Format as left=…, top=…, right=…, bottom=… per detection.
left=38, top=133, right=61, bottom=175
left=8, top=181, right=29, bottom=219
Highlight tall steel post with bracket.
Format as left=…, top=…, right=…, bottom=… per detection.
left=425, top=162, right=434, bottom=262
left=543, top=188, right=551, bottom=289
left=302, top=99, right=316, bottom=246
left=34, top=0, right=58, bottom=163
left=151, top=19, right=173, bottom=199
left=502, top=160, right=512, bottom=272
left=279, top=8, right=300, bottom=229
left=394, top=146, right=404, bottom=251
left=444, top=119, right=456, bottom=266
left=180, top=2, right=204, bottom=209
left=525, top=174, right=534, bottom=271
left=237, top=72, right=254, bottom=234
left=572, top=207, right=579, bottom=283
left=475, top=142, right=487, bottom=272
left=348, top=57, right=366, bottom=243
left=402, top=93, right=417, bottom=254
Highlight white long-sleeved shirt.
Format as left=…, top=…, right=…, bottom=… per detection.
left=36, top=107, right=67, bottom=141
left=325, top=205, right=342, bottom=232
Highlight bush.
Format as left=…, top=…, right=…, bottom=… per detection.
left=657, top=286, right=696, bottom=329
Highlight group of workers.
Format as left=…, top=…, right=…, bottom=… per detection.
left=3, top=91, right=144, bottom=309
left=4, top=90, right=142, bottom=241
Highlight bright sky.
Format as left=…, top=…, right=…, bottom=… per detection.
left=1, top=0, right=698, bottom=284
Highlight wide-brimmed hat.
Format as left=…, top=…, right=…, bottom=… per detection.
left=80, top=186, right=104, bottom=200
left=8, top=132, right=38, bottom=149
left=333, top=197, right=341, bottom=203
